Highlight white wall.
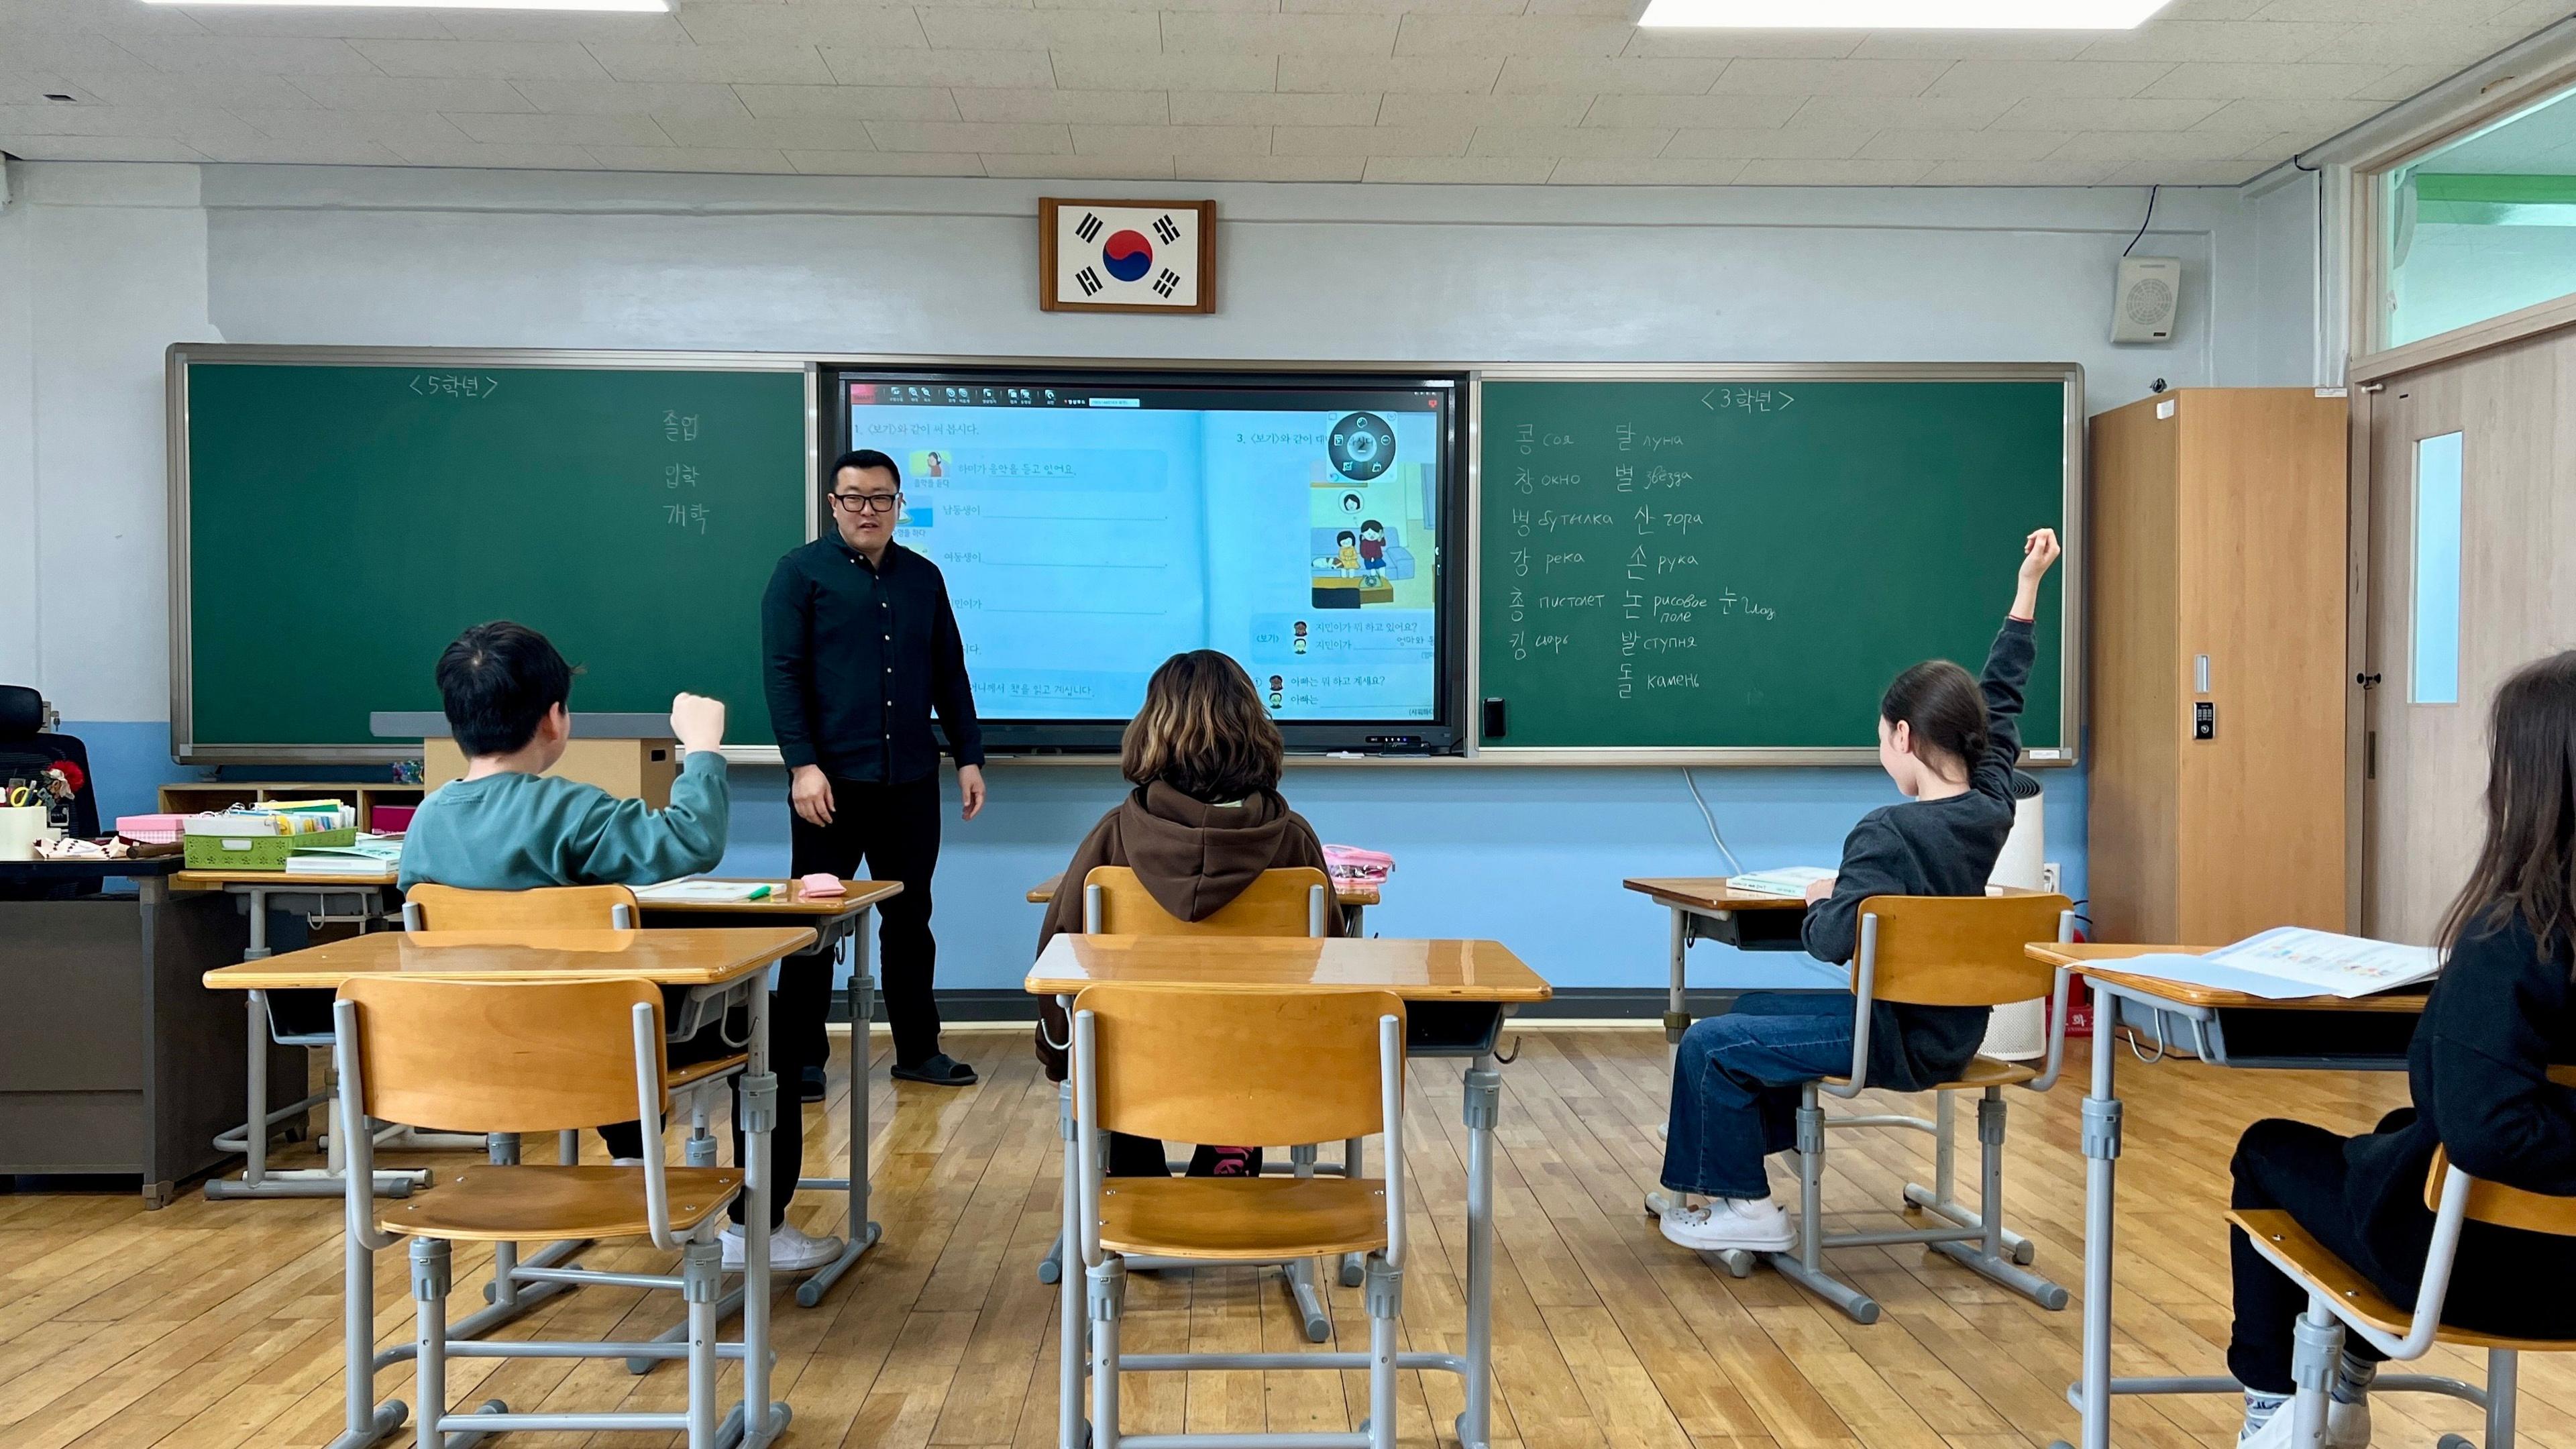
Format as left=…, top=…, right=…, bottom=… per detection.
left=1, top=160, right=2322, bottom=996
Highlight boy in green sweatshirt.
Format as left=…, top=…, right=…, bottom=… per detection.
left=397, top=620, right=841, bottom=1271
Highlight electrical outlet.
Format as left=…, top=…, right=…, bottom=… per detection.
left=2041, top=862, right=2062, bottom=893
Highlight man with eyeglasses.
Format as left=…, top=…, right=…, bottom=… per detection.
left=762, top=447, right=987, bottom=1106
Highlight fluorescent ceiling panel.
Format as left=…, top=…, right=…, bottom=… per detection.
left=1637, top=0, right=2166, bottom=28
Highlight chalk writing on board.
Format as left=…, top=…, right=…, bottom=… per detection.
left=1536, top=511, right=1617, bottom=531
left=665, top=502, right=709, bottom=535
left=1615, top=464, right=1635, bottom=491
left=1507, top=586, right=1524, bottom=624
left=1635, top=508, right=1704, bottom=535
left=1510, top=547, right=1529, bottom=578
left=1647, top=466, right=1693, bottom=489
left=1542, top=551, right=1585, bottom=572
left=411, top=373, right=500, bottom=398
left=663, top=411, right=700, bottom=442
left=1703, top=386, right=1794, bottom=413
left=1537, top=593, right=1607, bottom=609
left=1515, top=423, right=1534, bottom=455
left=1538, top=472, right=1583, bottom=488
left=665, top=463, right=699, bottom=489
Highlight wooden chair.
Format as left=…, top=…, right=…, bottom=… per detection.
left=402, top=884, right=753, bottom=1169
left=332, top=976, right=744, bottom=1447
left=1069, top=983, right=1407, bottom=1449
left=1732, top=893, right=2078, bottom=1324
left=2232, top=1148, right=2576, bottom=1449
left=1038, top=865, right=1356, bottom=1335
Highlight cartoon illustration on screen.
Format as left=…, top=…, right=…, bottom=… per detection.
left=1341, top=492, right=1363, bottom=517
left=1268, top=675, right=1285, bottom=710
left=924, top=450, right=945, bottom=478
left=1307, top=464, right=1432, bottom=612
left=1293, top=621, right=1308, bottom=655
left=1357, top=520, right=1388, bottom=585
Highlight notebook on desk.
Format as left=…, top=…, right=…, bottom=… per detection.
left=2109, top=927, right=2440, bottom=1002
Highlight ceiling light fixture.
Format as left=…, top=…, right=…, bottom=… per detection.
left=141, top=0, right=666, bottom=11
left=1636, top=0, right=2167, bottom=28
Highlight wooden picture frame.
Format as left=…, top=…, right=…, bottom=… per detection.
left=1038, top=198, right=1217, bottom=315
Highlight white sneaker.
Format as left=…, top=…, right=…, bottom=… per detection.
left=2327, top=1395, right=2370, bottom=1449
left=720, top=1222, right=846, bottom=1273
left=610, top=1157, right=645, bottom=1167
left=1659, top=1197, right=1795, bottom=1253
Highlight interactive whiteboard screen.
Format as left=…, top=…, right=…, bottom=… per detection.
left=832, top=370, right=1462, bottom=747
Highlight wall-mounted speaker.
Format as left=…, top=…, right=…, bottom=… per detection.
left=2111, top=256, right=2180, bottom=344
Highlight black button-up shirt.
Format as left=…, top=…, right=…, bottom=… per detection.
left=761, top=534, right=983, bottom=784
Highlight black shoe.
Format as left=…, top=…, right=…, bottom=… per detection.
left=800, top=1065, right=826, bottom=1104
left=890, top=1053, right=977, bottom=1086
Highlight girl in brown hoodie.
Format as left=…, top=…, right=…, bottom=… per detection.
left=1034, top=649, right=1341, bottom=1177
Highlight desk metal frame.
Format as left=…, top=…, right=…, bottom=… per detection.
left=2053, top=976, right=2467, bottom=1449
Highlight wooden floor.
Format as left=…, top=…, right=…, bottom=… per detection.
left=1, top=1027, right=2565, bottom=1449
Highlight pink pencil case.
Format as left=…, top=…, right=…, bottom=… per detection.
left=1322, top=845, right=1394, bottom=885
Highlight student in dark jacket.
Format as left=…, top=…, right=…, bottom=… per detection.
left=1654, top=527, right=2059, bottom=1254
left=1034, top=649, right=1340, bottom=1178
left=2229, top=651, right=2576, bottom=1449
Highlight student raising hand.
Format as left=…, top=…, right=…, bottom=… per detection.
left=2012, top=528, right=2061, bottom=621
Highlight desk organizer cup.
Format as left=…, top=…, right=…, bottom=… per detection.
left=0, top=804, right=44, bottom=861
left=182, top=825, right=358, bottom=871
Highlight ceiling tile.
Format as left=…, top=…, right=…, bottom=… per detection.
left=954, top=89, right=1167, bottom=122
left=584, top=42, right=835, bottom=85
left=352, top=40, right=611, bottom=80
left=1169, top=89, right=1381, bottom=123
left=983, top=150, right=1175, bottom=175
left=1382, top=92, right=1593, bottom=124
left=588, top=144, right=793, bottom=170
left=1042, top=0, right=1281, bottom=13
left=1273, top=122, right=1471, bottom=153
left=1734, top=156, right=1930, bottom=182
left=650, top=113, right=886, bottom=147
left=1285, top=0, right=1521, bottom=12
left=1709, top=56, right=1950, bottom=95
left=734, top=84, right=962, bottom=120
left=1471, top=123, right=1672, bottom=156
left=1393, top=15, right=1638, bottom=57
left=1171, top=13, right=1403, bottom=53
left=231, top=106, right=471, bottom=141
left=189, top=135, right=405, bottom=162
left=0, top=33, right=154, bottom=75
left=1494, top=56, right=1725, bottom=93
left=2074, top=18, right=2351, bottom=62
left=676, top=6, right=928, bottom=50
left=2187, top=95, right=2383, bottom=131
left=2347, top=62, right=2465, bottom=101
left=1925, top=59, right=2177, bottom=97
left=1362, top=153, right=1552, bottom=179
left=290, top=75, right=540, bottom=112
left=1177, top=155, right=1367, bottom=180
left=447, top=110, right=671, bottom=145
left=1055, top=52, right=1279, bottom=89
left=2051, top=126, right=2285, bottom=158
left=2251, top=0, right=2516, bottom=20
left=514, top=78, right=753, bottom=117
left=0, top=1, right=205, bottom=38
left=2136, top=60, right=2392, bottom=97
left=818, top=48, right=1055, bottom=89
left=866, top=117, right=1073, bottom=150
left=2100, top=156, right=2265, bottom=182
left=1279, top=54, right=1500, bottom=91
left=176, top=9, right=455, bottom=40
left=70, top=72, right=321, bottom=109
left=1780, top=94, right=2012, bottom=128
left=2298, top=20, right=2537, bottom=64
left=784, top=148, right=987, bottom=173
left=1070, top=121, right=1271, bottom=152
left=1857, top=127, right=2067, bottom=159
left=1988, top=96, right=2226, bottom=129
left=1621, top=31, right=1865, bottom=60
left=0, top=74, right=97, bottom=103
left=433, top=13, right=691, bottom=44
left=917, top=9, right=1163, bottom=51
left=1664, top=125, right=1871, bottom=158
left=382, top=138, right=596, bottom=167
left=1546, top=156, right=1747, bottom=182
left=0, top=100, right=254, bottom=138
left=0, top=134, right=207, bottom=159
left=115, top=36, right=381, bottom=76
left=1845, top=32, right=2096, bottom=60
left=1585, top=93, right=1800, bottom=125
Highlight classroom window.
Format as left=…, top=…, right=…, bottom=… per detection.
left=2383, top=85, right=2576, bottom=347
left=2410, top=431, right=2463, bottom=706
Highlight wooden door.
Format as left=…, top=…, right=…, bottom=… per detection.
left=2363, top=326, right=2576, bottom=941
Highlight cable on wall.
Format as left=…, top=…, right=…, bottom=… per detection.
left=1681, top=769, right=1745, bottom=877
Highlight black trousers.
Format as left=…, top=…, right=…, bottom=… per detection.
left=790, top=773, right=945, bottom=1068
left=2230, top=1118, right=2398, bottom=1393
left=596, top=982, right=825, bottom=1231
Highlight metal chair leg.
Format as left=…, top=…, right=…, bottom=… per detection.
left=1366, top=1254, right=1401, bottom=1449
left=1766, top=1084, right=1880, bottom=1324
left=684, top=1239, right=722, bottom=1449
left=412, top=1238, right=449, bottom=1449
left=1089, top=1259, right=1125, bottom=1449
left=1926, top=1089, right=2068, bottom=1309
left=2287, top=1293, right=2345, bottom=1449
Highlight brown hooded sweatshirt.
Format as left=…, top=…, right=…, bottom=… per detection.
left=1033, top=780, right=1339, bottom=1079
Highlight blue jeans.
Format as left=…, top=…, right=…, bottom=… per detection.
left=1660, top=993, right=1859, bottom=1201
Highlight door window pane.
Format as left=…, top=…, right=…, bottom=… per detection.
left=2411, top=431, right=2463, bottom=706
left=2384, top=87, right=2576, bottom=347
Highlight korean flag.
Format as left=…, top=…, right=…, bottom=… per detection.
left=1053, top=202, right=1204, bottom=310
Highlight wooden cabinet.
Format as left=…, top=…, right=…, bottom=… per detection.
left=2088, top=388, right=2349, bottom=945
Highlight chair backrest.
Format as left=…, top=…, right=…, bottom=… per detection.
left=406, top=882, right=639, bottom=931
left=1073, top=982, right=1401, bottom=1148
left=1856, top=893, right=2076, bottom=1007
left=2426, top=1147, right=2576, bottom=1238
left=339, top=975, right=664, bottom=1135
left=1082, top=865, right=1330, bottom=937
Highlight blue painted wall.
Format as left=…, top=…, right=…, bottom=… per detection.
left=83, top=718, right=2087, bottom=997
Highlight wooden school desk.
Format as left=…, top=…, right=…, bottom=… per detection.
left=1028, top=934, right=1551, bottom=1449
left=206, top=926, right=816, bottom=1449
left=1027, top=870, right=1383, bottom=934
left=1623, top=876, right=1816, bottom=1042
left=2025, top=942, right=2432, bottom=1449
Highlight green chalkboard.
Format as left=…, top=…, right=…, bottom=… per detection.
left=180, top=358, right=810, bottom=755
left=1476, top=374, right=2072, bottom=754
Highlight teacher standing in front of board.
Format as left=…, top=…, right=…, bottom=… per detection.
left=763, top=447, right=987, bottom=1093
